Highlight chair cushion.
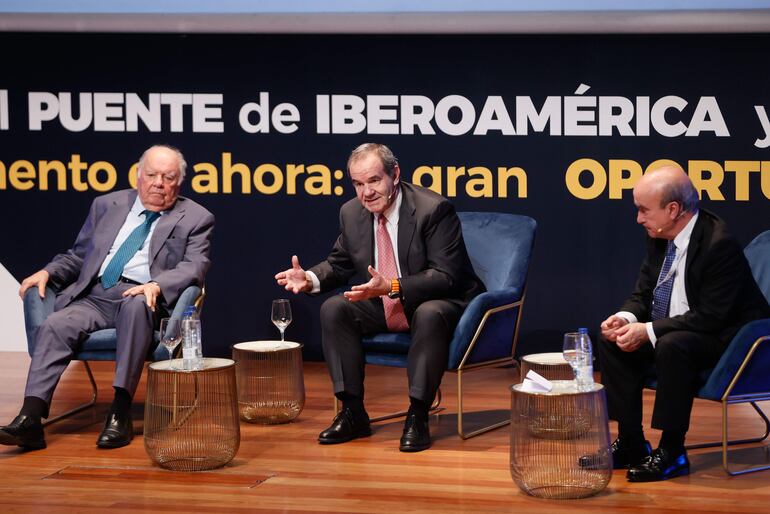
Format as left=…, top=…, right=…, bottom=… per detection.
left=745, top=230, right=770, bottom=304
left=362, top=333, right=412, bottom=355
left=698, top=318, right=770, bottom=400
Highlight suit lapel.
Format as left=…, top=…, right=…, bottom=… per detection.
left=357, top=204, right=374, bottom=268
left=397, top=186, right=416, bottom=276
left=684, top=212, right=707, bottom=303
left=149, top=198, right=185, bottom=265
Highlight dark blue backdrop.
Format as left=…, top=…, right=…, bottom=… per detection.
left=1, top=32, right=769, bottom=359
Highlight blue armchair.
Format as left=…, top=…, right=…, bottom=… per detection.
left=23, top=285, right=203, bottom=426
left=646, top=229, right=770, bottom=475
left=352, top=211, right=537, bottom=439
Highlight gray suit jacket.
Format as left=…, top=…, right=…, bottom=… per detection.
left=309, top=182, right=484, bottom=320
left=43, top=189, right=214, bottom=312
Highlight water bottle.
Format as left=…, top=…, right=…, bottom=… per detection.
left=575, top=327, right=594, bottom=391
left=181, top=307, right=203, bottom=370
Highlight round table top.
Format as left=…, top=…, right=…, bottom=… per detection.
left=512, top=379, right=603, bottom=396
left=521, top=352, right=569, bottom=365
left=233, top=340, right=302, bottom=352
left=149, top=357, right=234, bottom=372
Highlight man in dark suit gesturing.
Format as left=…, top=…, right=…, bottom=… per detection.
left=0, top=145, right=214, bottom=451
left=275, top=143, right=484, bottom=452
left=595, top=165, right=770, bottom=481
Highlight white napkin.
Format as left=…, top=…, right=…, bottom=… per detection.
left=520, top=370, right=553, bottom=393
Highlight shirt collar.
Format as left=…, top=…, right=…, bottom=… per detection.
left=134, top=195, right=166, bottom=216
left=673, top=211, right=698, bottom=250
left=377, top=186, right=402, bottom=226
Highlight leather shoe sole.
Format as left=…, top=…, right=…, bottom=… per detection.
left=399, top=437, right=431, bottom=452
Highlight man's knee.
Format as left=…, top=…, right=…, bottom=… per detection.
left=411, top=301, right=456, bottom=335
left=118, top=295, right=153, bottom=322
left=320, top=294, right=350, bottom=326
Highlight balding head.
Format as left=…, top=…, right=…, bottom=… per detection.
left=633, top=165, right=699, bottom=239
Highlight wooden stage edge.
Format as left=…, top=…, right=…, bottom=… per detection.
left=1, top=351, right=769, bottom=513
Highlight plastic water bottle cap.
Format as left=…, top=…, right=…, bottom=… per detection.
left=578, top=327, right=588, bottom=334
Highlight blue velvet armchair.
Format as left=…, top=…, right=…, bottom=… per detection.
left=23, top=284, right=203, bottom=426
left=356, top=211, right=537, bottom=439
left=647, top=229, right=770, bottom=475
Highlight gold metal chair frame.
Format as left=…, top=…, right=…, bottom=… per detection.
left=332, top=290, right=526, bottom=439
left=685, top=334, right=770, bottom=476
left=43, top=288, right=206, bottom=427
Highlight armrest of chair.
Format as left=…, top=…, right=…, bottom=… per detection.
left=23, top=287, right=57, bottom=357
left=447, top=287, right=524, bottom=369
left=699, top=318, right=770, bottom=401
left=151, top=285, right=202, bottom=361
left=168, top=285, right=202, bottom=320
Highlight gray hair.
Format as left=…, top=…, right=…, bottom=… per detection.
left=137, top=144, right=187, bottom=184
left=347, top=143, right=399, bottom=177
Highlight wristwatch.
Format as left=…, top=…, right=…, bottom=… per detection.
left=387, top=278, right=402, bottom=299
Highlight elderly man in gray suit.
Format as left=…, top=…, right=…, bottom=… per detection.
left=0, top=145, right=214, bottom=451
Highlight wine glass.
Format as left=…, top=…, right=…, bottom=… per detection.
left=271, top=299, right=292, bottom=341
left=159, top=318, right=182, bottom=369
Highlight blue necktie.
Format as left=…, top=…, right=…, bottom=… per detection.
left=651, top=240, right=677, bottom=321
left=101, top=210, right=160, bottom=289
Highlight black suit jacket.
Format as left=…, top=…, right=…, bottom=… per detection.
left=621, top=209, right=770, bottom=344
left=309, top=182, right=485, bottom=320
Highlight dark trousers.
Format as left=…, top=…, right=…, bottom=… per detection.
left=25, top=282, right=159, bottom=405
left=597, top=330, right=726, bottom=433
left=319, top=294, right=464, bottom=404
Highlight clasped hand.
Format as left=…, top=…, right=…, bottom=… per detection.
left=600, top=314, right=649, bottom=352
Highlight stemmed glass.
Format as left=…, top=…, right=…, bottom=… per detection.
left=159, top=317, right=183, bottom=369
left=271, top=299, right=292, bottom=342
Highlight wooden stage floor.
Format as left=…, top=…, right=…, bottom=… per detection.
left=0, top=352, right=769, bottom=513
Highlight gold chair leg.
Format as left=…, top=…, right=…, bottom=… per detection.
left=718, top=401, right=770, bottom=476
left=687, top=401, right=770, bottom=450
left=43, top=361, right=98, bottom=427
left=457, top=361, right=519, bottom=439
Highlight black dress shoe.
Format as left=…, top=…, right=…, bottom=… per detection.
left=318, top=408, right=371, bottom=444
left=579, top=437, right=652, bottom=469
left=96, top=411, right=134, bottom=449
left=0, top=415, right=46, bottom=450
left=399, top=413, right=431, bottom=452
left=627, top=448, right=690, bottom=482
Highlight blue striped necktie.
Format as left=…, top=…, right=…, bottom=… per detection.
left=651, top=240, right=677, bottom=321
left=101, top=210, right=161, bottom=289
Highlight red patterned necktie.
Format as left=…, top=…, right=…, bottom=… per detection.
left=377, top=215, right=409, bottom=332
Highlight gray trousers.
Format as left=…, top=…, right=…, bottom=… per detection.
left=320, top=294, right=463, bottom=404
left=25, top=282, right=158, bottom=405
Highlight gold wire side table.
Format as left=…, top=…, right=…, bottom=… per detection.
left=232, top=341, right=305, bottom=424
left=520, top=352, right=574, bottom=381
left=144, top=358, right=240, bottom=471
left=510, top=381, right=612, bottom=499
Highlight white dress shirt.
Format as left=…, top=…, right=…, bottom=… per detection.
left=617, top=212, right=699, bottom=347
left=308, top=188, right=403, bottom=293
left=98, top=196, right=163, bottom=284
